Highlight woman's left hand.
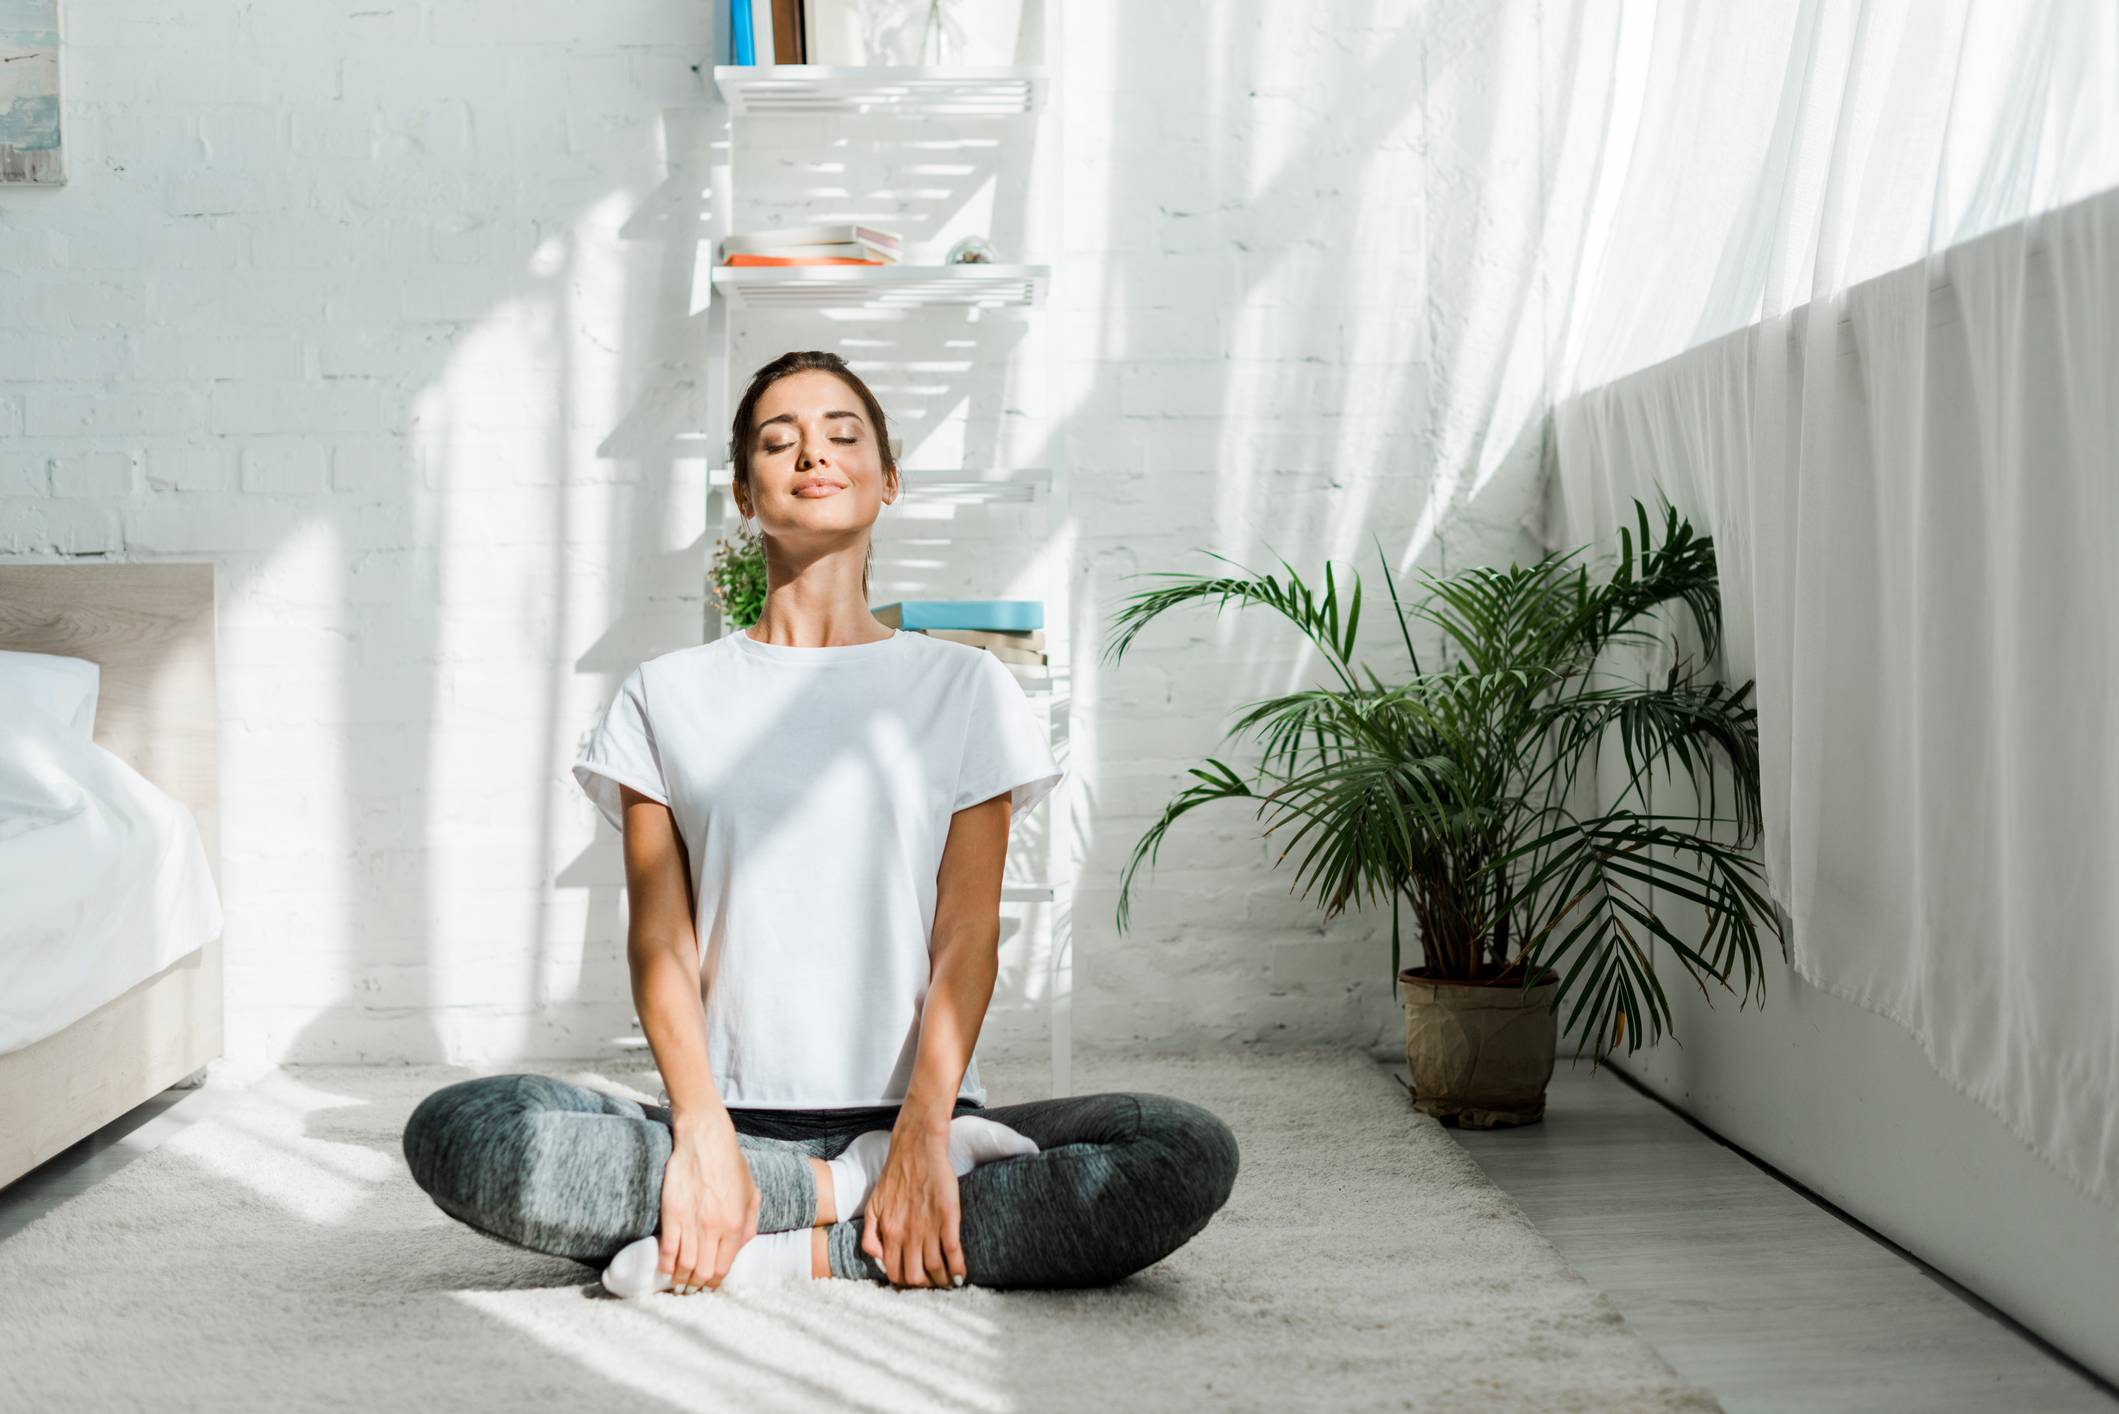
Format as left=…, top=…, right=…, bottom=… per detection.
left=859, top=1124, right=966, bottom=1289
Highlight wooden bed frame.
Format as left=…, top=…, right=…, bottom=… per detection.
left=0, top=563, right=223, bottom=1191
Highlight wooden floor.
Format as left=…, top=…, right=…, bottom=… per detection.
left=1393, top=1056, right=2119, bottom=1413
left=4, top=1067, right=2115, bottom=1413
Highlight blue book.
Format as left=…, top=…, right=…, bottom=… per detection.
left=872, top=600, right=1046, bottom=632
left=731, top=0, right=753, bottom=64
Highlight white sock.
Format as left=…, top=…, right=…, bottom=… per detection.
left=722, top=1228, right=815, bottom=1289
left=824, top=1114, right=1040, bottom=1220
left=946, top=1113, right=1042, bottom=1178
left=822, top=1129, right=893, bottom=1222
left=601, top=1234, right=675, bottom=1298
left=600, top=1228, right=815, bottom=1298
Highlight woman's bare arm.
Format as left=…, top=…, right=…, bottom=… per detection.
left=617, top=783, right=729, bottom=1134
left=617, top=782, right=757, bottom=1293
left=862, top=790, right=1012, bottom=1288
left=898, top=791, right=1012, bottom=1136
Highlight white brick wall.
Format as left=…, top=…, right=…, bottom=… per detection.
left=1056, top=2, right=1556, bottom=1058
left=1, top=2, right=1557, bottom=1070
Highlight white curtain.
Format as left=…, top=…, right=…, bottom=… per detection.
left=1537, top=1, right=2119, bottom=1207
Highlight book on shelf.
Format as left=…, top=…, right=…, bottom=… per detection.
left=873, top=599, right=1044, bottom=632
left=723, top=223, right=901, bottom=254
left=873, top=600, right=1049, bottom=665
left=730, top=0, right=807, bottom=65
left=721, top=223, right=903, bottom=267
left=731, top=0, right=753, bottom=63
left=911, top=627, right=1046, bottom=665
left=741, top=243, right=898, bottom=262
left=724, top=253, right=891, bottom=267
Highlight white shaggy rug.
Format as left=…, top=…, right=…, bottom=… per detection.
left=0, top=1046, right=1719, bottom=1412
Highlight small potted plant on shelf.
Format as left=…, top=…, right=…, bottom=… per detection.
left=1105, top=497, right=1787, bottom=1127
left=709, top=518, right=768, bottom=630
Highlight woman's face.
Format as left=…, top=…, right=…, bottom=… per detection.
left=741, top=370, right=894, bottom=539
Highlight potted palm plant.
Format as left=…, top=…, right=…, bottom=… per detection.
left=1106, top=497, right=1788, bottom=1127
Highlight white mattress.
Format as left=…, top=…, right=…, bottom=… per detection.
left=0, top=717, right=224, bottom=1056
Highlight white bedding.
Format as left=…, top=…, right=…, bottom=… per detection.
left=0, top=717, right=224, bottom=1056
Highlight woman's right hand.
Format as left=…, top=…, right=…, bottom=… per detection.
left=658, top=1116, right=760, bottom=1293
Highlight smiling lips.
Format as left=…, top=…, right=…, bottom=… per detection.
left=793, top=480, right=845, bottom=498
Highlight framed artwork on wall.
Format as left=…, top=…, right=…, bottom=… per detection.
left=802, top=0, right=1027, bottom=67
left=0, top=0, right=65, bottom=185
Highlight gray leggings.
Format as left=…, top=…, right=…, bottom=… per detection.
left=400, top=1074, right=1240, bottom=1289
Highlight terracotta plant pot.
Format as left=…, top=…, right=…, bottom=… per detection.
left=1396, top=965, right=1561, bottom=1128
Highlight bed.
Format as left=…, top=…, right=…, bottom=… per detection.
left=0, top=563, right=224, bottom=1192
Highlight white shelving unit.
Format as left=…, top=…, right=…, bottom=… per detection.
left=697, top=33, right=1074, bottom=1096
left=710, top=262, right=1048, bottom=308
left=714, top=63, right=1046, bottom=117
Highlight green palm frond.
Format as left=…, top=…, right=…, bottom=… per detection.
left=1113, top=758, right=1260, bottom=937
left=1103, top=545, right=1367, bottom=692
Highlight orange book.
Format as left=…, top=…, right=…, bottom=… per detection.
left=724, top=254, right=889, bottom=267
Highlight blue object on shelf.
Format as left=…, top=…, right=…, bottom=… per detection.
left=731, top=0, right=753, bottom=64
left=874, top=600, right=1045, bottom=632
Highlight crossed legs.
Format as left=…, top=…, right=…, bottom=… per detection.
left=400, top=1074, right=1241, bottom=1290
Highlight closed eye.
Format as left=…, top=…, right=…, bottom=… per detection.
left=762, top=438, right=858, bottom=452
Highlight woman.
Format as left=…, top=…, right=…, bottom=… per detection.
left=401, top=350, right=1240, bottom=1296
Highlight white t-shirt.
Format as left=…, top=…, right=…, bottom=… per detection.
left=572, top=627, right=1062, bottom=1109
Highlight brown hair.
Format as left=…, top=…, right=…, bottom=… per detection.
left=728, top=351, right=899, bottom=601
